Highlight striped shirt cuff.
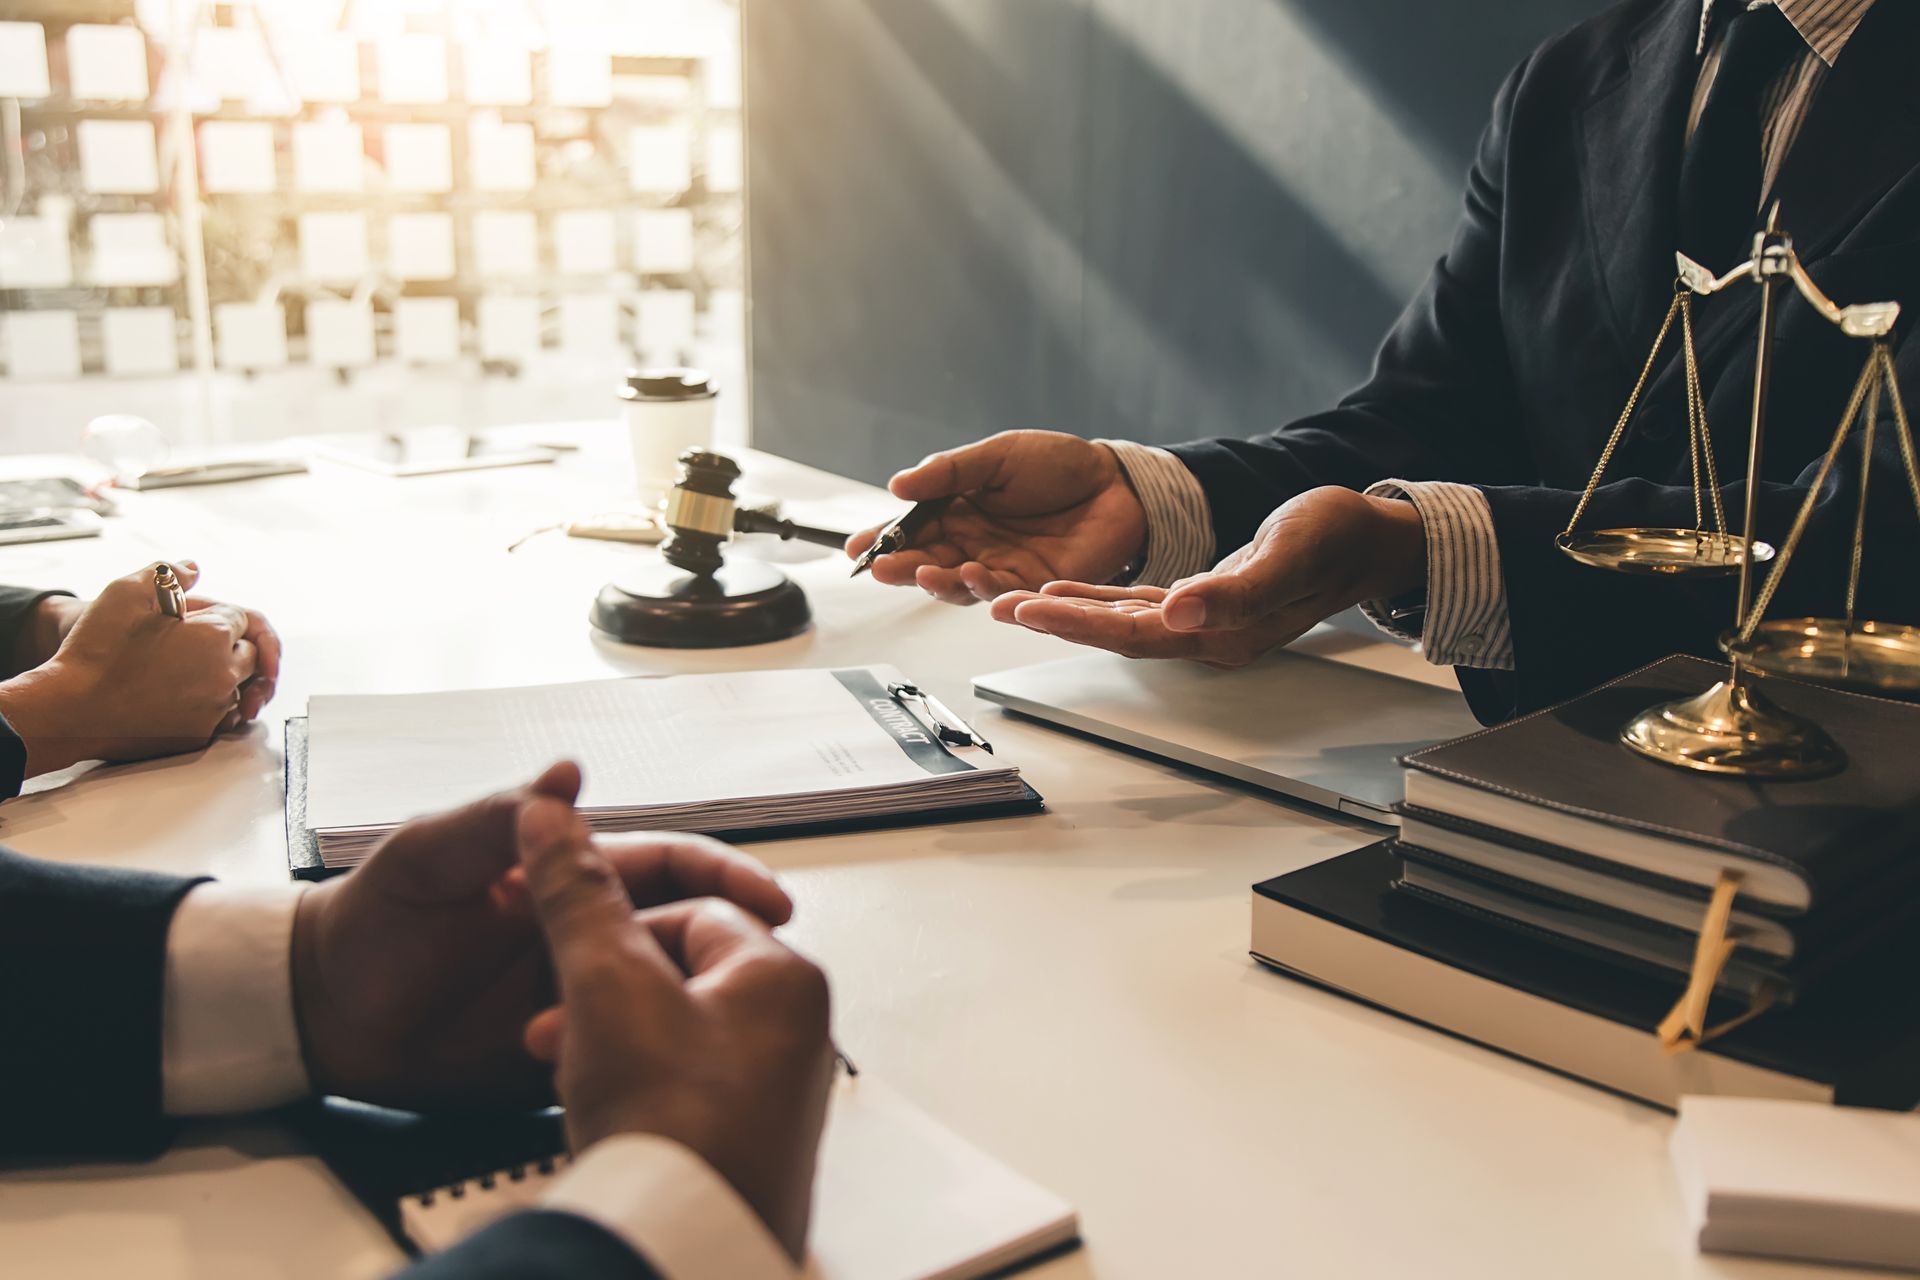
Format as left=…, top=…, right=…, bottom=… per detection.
left=1358, top=480, right=1514, bottom=670
left=1098, top=440, right=1216, bottom=587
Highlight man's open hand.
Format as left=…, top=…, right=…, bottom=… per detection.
left=989, top=486, right=1427, bottom=668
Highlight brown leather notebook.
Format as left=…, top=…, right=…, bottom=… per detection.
left=1398, top=655, right=1920, bottom=917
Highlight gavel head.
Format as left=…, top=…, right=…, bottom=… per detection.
left=660, top=449, right=743, bottom=576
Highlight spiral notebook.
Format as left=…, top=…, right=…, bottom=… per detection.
left=395, top=1076, right=1080, bottom=1280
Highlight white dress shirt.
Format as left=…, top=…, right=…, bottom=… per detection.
left=161, top=882, right=795, bottom=1280
left=1102, top=439, right=1512, bottom=668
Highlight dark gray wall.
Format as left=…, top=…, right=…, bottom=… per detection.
left=742, top=0, right=1603, bottom=485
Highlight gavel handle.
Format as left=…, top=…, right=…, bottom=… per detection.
left=732, top=508, right=854, bottom=550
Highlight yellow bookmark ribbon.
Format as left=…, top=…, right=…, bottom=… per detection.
left=1655, top=871, right=1776, bottom=1054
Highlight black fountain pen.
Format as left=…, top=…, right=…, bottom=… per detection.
left=849, top=496, right=956, bottom=577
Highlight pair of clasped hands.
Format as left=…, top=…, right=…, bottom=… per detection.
left=844, top=430, right=1428, bottom=666
left=0, top=560, right=281, bottom=778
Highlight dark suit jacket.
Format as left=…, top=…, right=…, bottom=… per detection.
left=0, top=584, right=72, bottom=799
left=0, top=848, right=658, bottom=1279
left=1165, top=0, right=1920, bottom=723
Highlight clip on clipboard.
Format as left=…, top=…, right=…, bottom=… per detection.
left=887, top=682, right=994, bottom=753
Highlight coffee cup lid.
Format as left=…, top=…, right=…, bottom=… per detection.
left=621, top=368, right=716, bottom=401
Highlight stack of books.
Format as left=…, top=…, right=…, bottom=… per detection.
left=1251, top=655, right=1920, bottom=1108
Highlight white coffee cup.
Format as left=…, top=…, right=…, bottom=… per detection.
left=621, top=367, right=718, bottom=494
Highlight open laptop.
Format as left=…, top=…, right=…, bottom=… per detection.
left=971, top=610, right=1481, bottom=825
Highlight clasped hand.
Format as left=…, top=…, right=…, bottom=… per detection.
left=0, top=560, right=281, bottom=775
left=293, top=762, right=832, bottom=1260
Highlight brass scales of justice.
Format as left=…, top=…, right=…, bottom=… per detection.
left=1558, top=204, right=1920, bottom=779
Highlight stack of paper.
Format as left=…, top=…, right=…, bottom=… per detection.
left=303, top=666, right=1034, bottom=868
left=1671, top=1096, right=1920, bottom=1270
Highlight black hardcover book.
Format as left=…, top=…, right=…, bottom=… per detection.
left=1250, top=843, right=1920, bottom=1110
left=1399, top=655, right=1920, bottom=915
left=1392, top=841, right=1796, bottom=1001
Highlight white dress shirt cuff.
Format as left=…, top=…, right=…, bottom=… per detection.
left=162, top=882, right=313, bottom=1116
left=1098, top=440, right=1216, bottom=587
left=1358, top=480, right=1515, bottom=670
left=544, top=1135, right=798, bottom=1280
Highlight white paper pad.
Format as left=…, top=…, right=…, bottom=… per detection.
left=304, top=667, right=1027, bottom=864
left=402, top=1074, right=1079, bottom=1280
left=1673, top=1097, right=1920, bottom=1271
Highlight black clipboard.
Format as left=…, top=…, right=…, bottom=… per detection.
left=285, top=717, right=1045, bottom=881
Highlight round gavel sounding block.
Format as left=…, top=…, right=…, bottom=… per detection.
left=589, top=450, right=813, bottom=648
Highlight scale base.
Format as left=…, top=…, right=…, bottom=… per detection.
left=1619, top=677, right=1845, bottom=778
left=590, top=559, right=811, bottom=649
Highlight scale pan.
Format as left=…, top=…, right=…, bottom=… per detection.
left=1725, top=618, right=1920, bottom=692
left=1555, top=528, right=1774, bottom=576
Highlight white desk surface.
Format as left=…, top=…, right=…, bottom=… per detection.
left=0, top=426, right=1843, bottom=1280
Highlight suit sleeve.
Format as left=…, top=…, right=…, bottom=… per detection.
left=0, top=585, right=71, bottom=799
left=396, top=1212, right=661, bottom=1280
left=1162, top=57, right=1535, bottom=564
left=0, top=585, right=71, bottom=680
left=0, top=848, right=206, bottom=1160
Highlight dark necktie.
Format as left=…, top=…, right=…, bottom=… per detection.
left=1677, top=2, right=1803, bottom=269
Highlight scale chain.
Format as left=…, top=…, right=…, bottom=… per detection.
left=1844, top=352, right=1882, bottom=627
left=1880, top=344, right=1920, bottom=527
left=1738, top=351, right=1882, bottom=644
left=1684, top=297, right=1729, bottom=535
left=1563, top=291, right=1686, bottom=537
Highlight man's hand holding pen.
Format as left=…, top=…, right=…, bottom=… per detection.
left=844, top=430, right=1148, bottom=604
left=0, top=560, right=281, bottom=777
